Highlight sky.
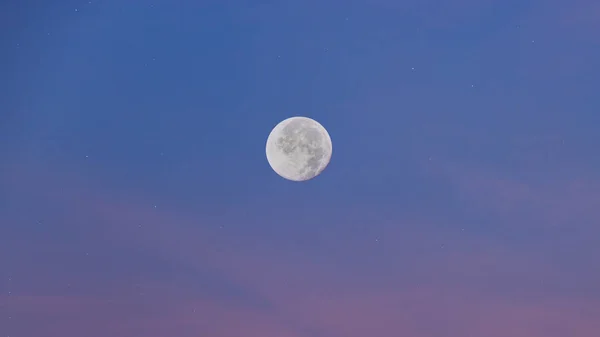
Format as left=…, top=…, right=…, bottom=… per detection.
left=1, top=0, right=600, bottom=336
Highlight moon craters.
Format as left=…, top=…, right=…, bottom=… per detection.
left=266, top=117, right=332, bottom=181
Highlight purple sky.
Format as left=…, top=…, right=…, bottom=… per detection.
left=2, top=0, right=600, bottom=336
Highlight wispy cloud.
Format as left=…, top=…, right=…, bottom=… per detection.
left=2, top=158, right=599, bottom=336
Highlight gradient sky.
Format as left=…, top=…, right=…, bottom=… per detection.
left=2, top=1, right=600, bottom=336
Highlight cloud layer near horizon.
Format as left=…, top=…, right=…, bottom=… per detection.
left=1, top=158, right=598, bottom=337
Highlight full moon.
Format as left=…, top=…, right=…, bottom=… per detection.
left=266, top=116, right=332, bottom=181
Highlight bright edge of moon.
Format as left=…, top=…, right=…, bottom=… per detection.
left=265, top=116, right=333, bottom=182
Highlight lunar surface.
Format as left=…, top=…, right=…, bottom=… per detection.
left=266, top=116, right=332, bottom=181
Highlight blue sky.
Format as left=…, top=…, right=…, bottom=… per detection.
left=2, top=0, right=600, bottom=336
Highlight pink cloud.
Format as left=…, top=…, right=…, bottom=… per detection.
left=1, top=294, right=305, bottom=337
left=3, top=282, right=598, bottom=337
